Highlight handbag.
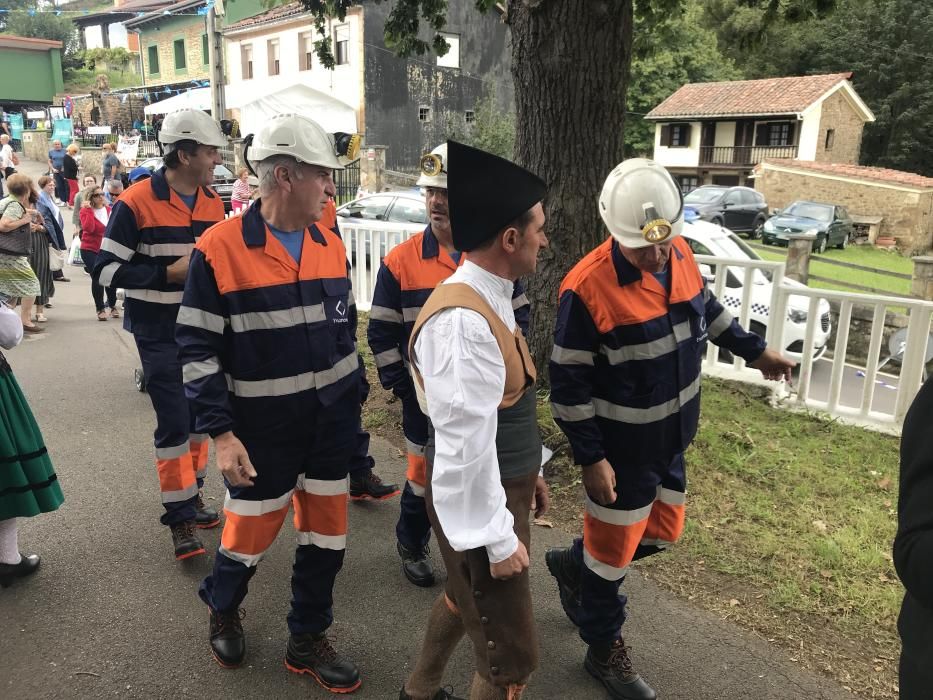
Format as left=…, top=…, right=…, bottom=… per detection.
left=48, top=244, right=65, bottom=272
left=0, top=199, right=31, bottom=256
left=68, top=235, right=83, bottom=266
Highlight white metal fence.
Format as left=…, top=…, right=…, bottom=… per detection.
left=341, top=222, right=933, bottom=430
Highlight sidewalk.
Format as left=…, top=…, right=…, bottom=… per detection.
left=0, top=159, right=861, bottom=699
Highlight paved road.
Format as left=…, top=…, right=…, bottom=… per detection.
left=1, top=160, right=858, bottom=699
left=806, top=357, right=900, bottom=415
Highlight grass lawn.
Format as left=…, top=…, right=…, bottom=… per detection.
left=540, top=379, right=901, bottom=699
left=751, top=243, right=913, bottom=298
left=357, top=312, right=901, bottom=699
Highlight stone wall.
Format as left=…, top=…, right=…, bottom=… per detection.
left=756, top=166, right=933, bottom=253
left=69, top=93, right=147, bottom=132
left=20, top=129, right=51, bottom=162
left=814, top=90, right=864, bottom=165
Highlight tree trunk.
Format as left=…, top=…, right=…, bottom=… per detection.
left=507, top=0, right=633, bottom=385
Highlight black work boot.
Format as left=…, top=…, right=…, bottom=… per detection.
left=349, top=468, right=401, bottom=501
left=397, top=541, right=436, bottom=587
left=170, top=520, right=205, bottom=560
left=285, top=632, right=361, bottom=693
left=209, top=607, right=246, bottom=668
left=399, top=686, right=465, bottom=700
left=585, top=639, right=656, bottom=700
left=545, top=547, right=583, bottom=626
left=195, top=491, right=221, bottom=529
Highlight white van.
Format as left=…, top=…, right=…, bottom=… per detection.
left=681, top=219, right=832, bottom=360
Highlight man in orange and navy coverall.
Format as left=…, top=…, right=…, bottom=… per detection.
left=93, top=108, right=227, bottom=560
left=176, top=114, right=363, bottom=692
left=546, top=159, right=795, bottom=700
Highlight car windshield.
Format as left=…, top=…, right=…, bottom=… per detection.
left=783, top=202, right=833, bottom=223
left=684, top=187, right=726, bottom=204
left=214, top=164, right=233, bottom=179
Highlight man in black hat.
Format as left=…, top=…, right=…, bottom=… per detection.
left=399, top=141, right=550, bottom=700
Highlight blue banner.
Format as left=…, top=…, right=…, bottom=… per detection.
left=7, top=114, right=23, bottom=140
left=52, top=118, right=73, bottom=147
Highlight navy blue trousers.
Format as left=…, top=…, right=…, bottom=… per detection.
left=199, top=396, right=359, bottom=636
left=395, top=393, right=431, bottom=550
left=135, top=335, right=203, bottom=526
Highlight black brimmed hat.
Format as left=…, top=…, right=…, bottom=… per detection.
left=447, top=140, right=547, bottom=252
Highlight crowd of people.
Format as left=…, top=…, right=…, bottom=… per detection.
left=1, top=105, right=929, bottom=700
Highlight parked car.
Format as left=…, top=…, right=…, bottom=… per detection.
left=337, top=190, right=427, bottom=227
left=760, top=200, right=854, bottom=253
left=136, top=157, right=236, bottom=213
left=337, top=190, right=427, bottom=263
left=683, top=185, right=769, bottom=236
left=681, top=219, right=832, bottom=361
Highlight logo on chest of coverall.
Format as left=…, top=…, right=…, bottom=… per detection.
left=696, top=315, right=708, bottom=343
left=326, top=298, right=349, bottom=323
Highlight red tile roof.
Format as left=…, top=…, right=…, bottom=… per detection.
left=761, top=159, right=933, bottom=190
left=646, top=73, right=854, bottom=120
left=225, top=1, right=307, bottom=31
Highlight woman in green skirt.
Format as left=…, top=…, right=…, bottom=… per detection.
left=0, top=299, right=63, bottom=586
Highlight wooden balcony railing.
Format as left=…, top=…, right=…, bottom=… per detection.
left=699, top=145, right=798, bottom=165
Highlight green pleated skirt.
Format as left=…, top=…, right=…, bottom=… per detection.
left=0, top=359, right=63, bottom=520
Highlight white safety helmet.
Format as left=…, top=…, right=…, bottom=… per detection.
left=158, top=108, right=227, bottom=148
left=416, top=143, right=448, bottom=189
left=598, top=158, right=684, bottom=249
left=244, top=113, right=355, bottom=173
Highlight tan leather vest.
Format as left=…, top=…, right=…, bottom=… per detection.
left=408, top=282, right=536, bottom=412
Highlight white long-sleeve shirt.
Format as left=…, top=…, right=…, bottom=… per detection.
left=413, top=260, right=518, bottom=563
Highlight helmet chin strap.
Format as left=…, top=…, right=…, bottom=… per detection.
left=241, top=134, right=258, bottom=177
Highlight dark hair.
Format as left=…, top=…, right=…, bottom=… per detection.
left=472, top=206, right=538, bottom=252
left=163, top=140, right=199, bottom=169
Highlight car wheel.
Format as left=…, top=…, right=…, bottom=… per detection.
left=750, top=217, right=766, bottom=240
left=812, top=235, right=827, bottom=254
left=711, top=216, right=723, bottom=227
left=838, top=233, right=848, bottom=250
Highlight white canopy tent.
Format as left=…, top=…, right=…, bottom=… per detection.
left=230, top=83, right=358, bottom=136
left=144, top=87, right=212, bottom=115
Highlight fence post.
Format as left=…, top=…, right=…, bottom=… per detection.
left=360, top=145, right=386, bottom=194
left=784, top=232, right=816, bottom=284
left=911, top=256, right=933, bottom=301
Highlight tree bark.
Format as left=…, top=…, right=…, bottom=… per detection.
left=507, top=0, right=634, bottom=385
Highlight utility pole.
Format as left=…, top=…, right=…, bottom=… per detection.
left=207, top=0, right=226, bottom=119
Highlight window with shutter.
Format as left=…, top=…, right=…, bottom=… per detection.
left=669, top=123, right=691, bottom=147
left=660, top=124, right=671, bottom=146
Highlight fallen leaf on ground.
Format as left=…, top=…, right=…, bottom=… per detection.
left=812, top=519, right=828, bottom=533
left=533, top=518, right=554, bottom=528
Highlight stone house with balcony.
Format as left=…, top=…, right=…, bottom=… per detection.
left=646, top=73, right=875, bottom=193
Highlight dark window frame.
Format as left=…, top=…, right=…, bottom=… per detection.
left=825, top=128, right=835, bottom=150
left=147, top=45, right=160, bottom=75
left=173, top=38, right=186, bottom=71
left=334, top=25, right=350, bottom=65
left=660, top=123, right=692, bottom=148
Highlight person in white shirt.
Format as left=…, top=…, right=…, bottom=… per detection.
left=0, top=134, right=15, bottom=197
left=401, top=140, right=550, bottom=700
